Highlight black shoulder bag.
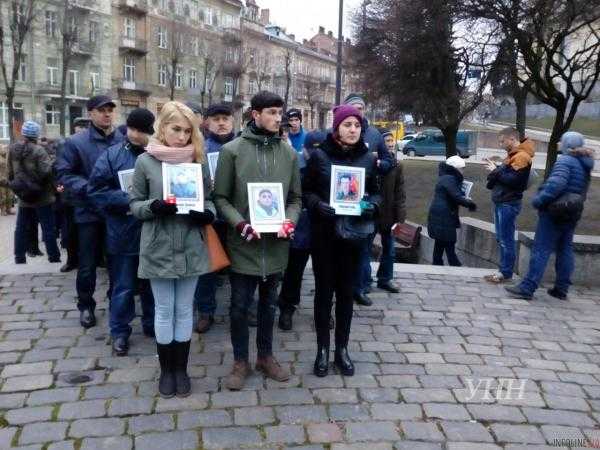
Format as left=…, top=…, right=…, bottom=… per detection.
left=546, top=158, right=590, bottom=223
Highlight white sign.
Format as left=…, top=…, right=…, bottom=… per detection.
left=247, top=182, right=285, bottom=233
left=117, top=169, right=135, bottom=193
left=162, top=162, right=204, bottom=214
left=462, top=180, right=474, bottom=199
left=207, top=152, right=219, bottom=181
left=329, top=165, right=365, bottom=216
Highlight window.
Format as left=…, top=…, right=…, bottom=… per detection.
left=17, top=55, right=27, bottom=82
left=157, top=26, right=167, bottom=49
left=224, top=76, right=234, bottom=96
left=159, top=0, right=167, bottom=9
left=90, top=71, right=100, bottom=91
left=222, top=13, right=234, bottom=28
left=46, top=59, right=59, bottom=85
left=192, top=37, right=199, bottom=57
left=0, top=102, right=8, bottom=140
left=189, top=69, right=197, bottom=89
left=70, top=16, right=79, bottom=43
left=212, top=9, right=219, bottom=27
left=89, top=21, right=98, bottom=43
left=175, top=66, right=183, bottom=89
left=46, top=104, right=60, bottom=125
left=204, top=7, right=212, bottom=25
left=124, top=17, right=136, bottom=39
left=158, top=64, right=167, bottom=86
left=225, top=46, right=237, bottom=62
left=45, top=11, right=57, bottom=37
left=248, top=79, right=257, bottom=95
left=123, top=57, right=135, bottom=82
left=68, top=70, right=79, bottom=95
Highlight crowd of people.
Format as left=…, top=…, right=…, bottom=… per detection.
left=0, top=88, right=594, bottom=398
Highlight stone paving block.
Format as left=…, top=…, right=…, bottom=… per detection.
left=211, top=390, right=257, bottom=408
left=394, top=442, right=442, bottom=450
left=446, top=444, right=501, bottom=450
left=467, top=404, right=527, bottom=422
left=2, top=374, right=54, bottom=392
left=81, top=436, right=132, bottom=450
left=58, top=400, right=107, bottom=420
left=276, top=405, right=328, bottom=424
left=371, top=402, right=422, bottom=420
left=155, top=393, right=209, bottom=412
left=406, top=352, right=444, bottom=364
left=313, top=388, right=358, bottom=403
left=491, top=424, right=546, bottom=444
left=377, top=375, right=420, bottom=388
left=5, top=406, right=53, bottom=424
left=522, top=407, right=595, bottom=427
left=234, top=406, right=275, bottom=425
left=0, top=392, right=27, bottom=408
left=328, top=403, right=371, bottom=421
left=424, top=402, right=470, bottom=420
left=345, top=421, right=400, bottom=442
left=47, top=441, right=76, bottom=450
left=129, top=414, right=175, bottom=434
left=106, top=367, right=156, bottom=383
left=69, top=418, right=126, bottom=438
left=260, top=388, right=314, bottom=405
left=439, top=420, right=494, bottom=442
left=202, top=427, right=262, bottom=449
left=401, top=421, right=445, bottom=442
left=307, top=423, right=343, bottom=443
left=543, top=394, right=590, bottom=411
left=0, top=428, right=17, bottom=448
left=425, top=364, right=472, bottom=375
left=343, top=374, right=379, bottom=388
left=401, top=388, right=455, bottom=403
left=1, top=361, right=53, bottom=378
left=177, top=410, right=232, bottom=429
left=265, top=424, right=305, bottom=444
left=108, top=397, right=153, bottom=416
left=359, top=388, right=398, bottom=403
left=83, top=384, right=135, bottom=400
left=20, top=422, right=69, bottom=445
left=135, top=431, right=198, bottom=450
left=26, top=387, right=80, bottom=406
left=333, top=444, right=393, bottom=450
left=540, top=425, right=585, bottom=444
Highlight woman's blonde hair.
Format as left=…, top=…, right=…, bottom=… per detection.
left=154, top=101, right=205, bottom=163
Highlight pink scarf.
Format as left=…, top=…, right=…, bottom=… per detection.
left=146, top=141, right=195, bottom=163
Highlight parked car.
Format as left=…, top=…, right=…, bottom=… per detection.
left=403, top=130, right=476, bottom=158
left=397, top=133, right=417, bottom=151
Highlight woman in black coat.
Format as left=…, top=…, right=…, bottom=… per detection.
left=427, top=156, right=476, bottom=266
left=303, top=105, right=381, bottom=378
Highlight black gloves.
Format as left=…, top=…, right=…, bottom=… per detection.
left=316, top=201, right=336, bottom=218
left=189, top=210, right=215, bottom=225
left=150, top=199, right=178, bottom=216
left=466, top=201, right=477, bottom=212
left=361, top=202, right=377, bottom=219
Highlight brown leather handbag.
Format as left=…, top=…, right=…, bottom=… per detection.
left=204, top=224, right=230, bottom=272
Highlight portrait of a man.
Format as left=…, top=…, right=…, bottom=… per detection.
left=254, top=189, right=280, bottom=220
left=335, top=173, right=359, bottom=201
left=170, top=168, right=197, bottom=199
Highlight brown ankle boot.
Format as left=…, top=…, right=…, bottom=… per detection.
left=225, top=360, right=251, bottom=390
left=256, top=356, right=290, bottom=382
left=196, top=314, right=214, bottom=334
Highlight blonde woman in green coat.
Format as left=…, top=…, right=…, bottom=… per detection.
left=130, top=101, right=215, bottom=398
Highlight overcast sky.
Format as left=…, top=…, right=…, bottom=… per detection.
left=256, top=0, right=363, bottom=42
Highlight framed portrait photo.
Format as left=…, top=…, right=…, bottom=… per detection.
left=207, top=152, right=219, bottom=181
left=162, top=162, right=204, bottom=214
left=247, top=182, right=285, bottom=233
left=329, top=165, right=365, bottom=216
left=118, top=169, right=135, bottom=193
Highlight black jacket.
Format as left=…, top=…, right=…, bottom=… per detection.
left=486, top=139, right=534, bottom=204
left=427, top=163, right=475, bottom=243
left=303, top=133, right=382, bottom=231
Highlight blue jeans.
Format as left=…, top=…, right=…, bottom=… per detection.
left=150, top=276, right=198, bottom=344
left=194, top=273, right=217, bottom=316
left=354, top=233, right=376, bottom=295
left=14, top=205, right=60, bottom=261
left=108, top=255, right=155, bottom=339
left=519, top=212, right=576, bottom=296
left=376, top=229, right=396, bottom=283
left=494, top=202, right=522, bottom=279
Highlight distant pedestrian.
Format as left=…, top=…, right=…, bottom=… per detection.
left=506, top=132, right=594, bottom=301
left=427, top=156, right=477, bottom=266
left=8, top=121, right=61, bottom=265
left=286, top=108, right=306, bottom=153
left=0, top=144, right=15, bottom=215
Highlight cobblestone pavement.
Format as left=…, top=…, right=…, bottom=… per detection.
left=1, top=269, right=600, bottom=450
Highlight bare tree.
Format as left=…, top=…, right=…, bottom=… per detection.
left=304, top=79, right=323, bottom=129
left=57, top=0, right=79, bottom=136
left=200, top=40, right=223, bottom=109
left=282, top=48, right=294, bottom=111
left=166, top=23, right=184, bottom=101
left=247, top=49, right=271, bottom=92
left=0, top=0, right=38, bottom=142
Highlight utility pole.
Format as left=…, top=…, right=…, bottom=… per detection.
left=335, top=0, right=344, bottom=105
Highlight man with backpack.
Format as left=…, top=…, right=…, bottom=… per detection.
left=7, top=121, right=61, bottom=264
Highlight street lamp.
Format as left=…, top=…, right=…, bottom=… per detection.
left=335, top=0, right=344, bottom=105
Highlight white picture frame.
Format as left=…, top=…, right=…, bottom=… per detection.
left=330, top=165, right=365, bottom=216
left=162, top=162, right=204, bottom=214
left=207, top=152, right=219, bottom=181
left=462, top=180, right=474, bottom=199
left=117, top=169, right=135, bottom=193
left=247, top=182, right=285, bottom=233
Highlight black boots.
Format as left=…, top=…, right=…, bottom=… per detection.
left=173, top=341, right=191, bottom=397
left=278, top=309, right=294, bottom=331
left=334, top=347, right=355, bottom=376
left=314, top=345, right=329, bottom=377
left=156, top=343, right=176, bottom=398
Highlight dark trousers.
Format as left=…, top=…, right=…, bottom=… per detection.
left=76, top=221, right=107, bottom=311
left=432, top=240, right=461, bottom=266
left=194, top=272, right=217, bottom=316
left=376, top=229, right=396, bottom=283
left=14, top=205, right=60, bottom=261
left=354, top=233, right=376, bottom=295
left=60, top=205, right=78, bottom=266
left=278, top=247, right=311, bottom=313
left=229, top=272, right=281, bottom=361
left=25, top=213, right=40, bottom=253
left=312, top=234, right=361, bottom=349
left=108, top=254, right=155, bottom=339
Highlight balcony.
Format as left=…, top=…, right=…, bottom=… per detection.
left=72, top=41, right=95, bottom=57
left=36, top=82, right=91, bottom=99
left=222, top=60, right=243, bottom=76
left=118, top=36, right=148, bottom=55
left=36, top=83, right=61, bottom=96
left=117, top=0, right=148, bottom=15
left=117, top=79, right=150, bottom=96
left=71, top=0, right=94, bottom=12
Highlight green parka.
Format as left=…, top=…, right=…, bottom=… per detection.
left=213, top=126, right=302, bottom=277
left=129, top=152, right=215, bottom=279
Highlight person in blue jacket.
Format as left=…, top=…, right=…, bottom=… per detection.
left=506, top=132, right=594, bottom=301
left=56, top=95, right=124, bottom=329
left=88, top=109, right=156, bottom=356
left=286, top=108, right=306, bottom=153
left=343, top=93, right=395, bottom=306
left=194, top=103, right=235, bottom=334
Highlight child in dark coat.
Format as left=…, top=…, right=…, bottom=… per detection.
left=427, top=155, right=477, bottom=266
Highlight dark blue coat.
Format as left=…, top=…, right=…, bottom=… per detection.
left=56, top=126, right=124, bottom=223
left=533, top=148, right=594, bottom=210
left=427, top=163, right=475, bottom=243
left=87, top=141, right=142, bottom=256
left=205, top=132, right=234, bottom=154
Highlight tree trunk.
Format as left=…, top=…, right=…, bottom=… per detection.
left=442, top=124, right=459, bottom=158
left=59, top=61, right=69, bottom=136
left=6, top=87, right=16, bottom=142
left=546, top=108, right=565, bottom=177
left=514, top=86, right=527, bottom=141
left=200, top=91, right=205, bottom=110
left=208, top=90, right=213, bottom=106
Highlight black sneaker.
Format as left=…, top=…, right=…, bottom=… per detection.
left=354, top=292, right=373, bottom=306
left=547, top=288, right=567, bottom=300
left=15, top=256, right=26, bottom=264
left=278, top=309, right=293, bottom=331
left=505, top=285, right=533, bottom=301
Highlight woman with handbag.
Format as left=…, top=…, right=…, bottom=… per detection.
left=130, top=101, right=215, bottom=398
left=303, top=105, right=381, bottom=377
left=506, top=132, right=594, bottom=301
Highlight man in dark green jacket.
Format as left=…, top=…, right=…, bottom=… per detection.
left=214, top=91, right=302, bottom=390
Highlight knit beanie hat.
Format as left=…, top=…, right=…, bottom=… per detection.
left=126, top=108, right=155, bottom=135
left=446, top=155, right=466, bottom=169
left=379, top=128, right=393, bottom=138
left=21, top=121, right=41, bottom=139
left=344, top=93, right=366, bottom=109
left=332, top=105, right=362, bottom=133
left=559, top=131, right=585, bottom=152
